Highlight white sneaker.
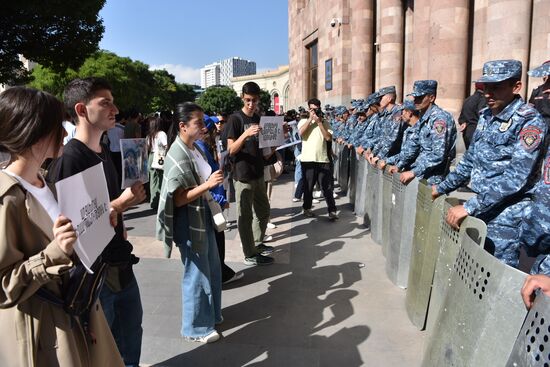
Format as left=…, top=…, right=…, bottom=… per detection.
left=292, top=198, right=300, bottom=202
left=312, top=198, right=321, bottom=204
left=267, top=222, right=277, bottom=229
left=184, top=330, right=220, bottom=343
left=263, top=235, right=274, bottom=242
left=333, top=192, right=339, bottom=199
left=313, top=190, right=322, bottom=198
left=223, top=272, right=244, bottom=285
left=328, top=211, right=339, bottom=221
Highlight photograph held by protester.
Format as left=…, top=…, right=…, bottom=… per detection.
left=0, top=86, right=124, bottom=366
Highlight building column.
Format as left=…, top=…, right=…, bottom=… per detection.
left=427, top=0, right=470, bottom=118
left=378, top=0, right=405, bottom=101
left=350, top=0, right=374, bottom=99
left=411, top=0, right=431, bottom=82
left=485, top=0, right=532, bottom=99
left=402, top=0, right=414, bottom=99
left=527, top=0, right=550, bottom=96
left=470, top=0, right=488, bottom=93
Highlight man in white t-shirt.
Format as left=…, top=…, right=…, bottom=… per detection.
left=298, top=98, right=338, bottom=220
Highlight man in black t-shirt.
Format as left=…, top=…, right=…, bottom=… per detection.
left=224, top=82, right=274, bottom=266
left=47, top=77, right=146, bottom=367
left=458, top=83, right=487, bottom=149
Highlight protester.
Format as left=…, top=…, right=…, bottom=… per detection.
left=458, top=82, right=486, bottom=149
left=124, top=108, right=142, bottom=139
left=156, top=102, right=224, bottom=343
left=299, top=98, right=338, bottom=220
left=224, top=82, right=275, bottom=266
left=47, top=77, right=146, bottom=366
left=146, top=115, right=169, bottom=210
left=107, top=113, right=126, bottom=184
left=0, top=86, right=124, bottom=366
left=432, top=60, right=546, bottom=269
left=196, top=118, right=243, bottom=285
left=290, top=109, right=305, bottom=202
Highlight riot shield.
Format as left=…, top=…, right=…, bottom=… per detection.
left=506, top=292, right=550, bottom=367
left=348, top=148, right=357, bottom=207
left=405, top=179, right=446, bottom=329
left=354, top=155, right=368, bottom=217
left=426, top=199, right=488, bottom=332
left=422, top=227, right=528, bottom=367
left=381, top=169, right=393, bottom=257
left=386, top=174, right=419, bottom=288
left=370, top=167, right=384, bottom=245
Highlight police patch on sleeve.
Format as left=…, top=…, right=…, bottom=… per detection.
left=433, top=120, right=446, bottom=137
left=519, top=126, right=543, bottom=152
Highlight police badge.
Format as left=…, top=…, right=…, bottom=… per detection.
left=433, top=120, right=446, bottom=137
left=499, top=119, right=512, bottom=132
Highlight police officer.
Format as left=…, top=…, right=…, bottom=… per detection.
left=369, top=86, right=406, bottom=165
left=433, top=60, right=547, bottom=268
left=380, top=100, right=421, bottom=171
left=527, top=60, right=550, bottom=125
left=389, top=80, right=456, bottom=185
left=357, top=93, right=383, bottom=157
left=519, top=146, right=550, bottom=275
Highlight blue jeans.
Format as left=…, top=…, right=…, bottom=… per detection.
left=174, top=209, right=222, bottom=338
left=100, top=275, right=143, bottom=367
left=294, top=146, right=303, bottom=199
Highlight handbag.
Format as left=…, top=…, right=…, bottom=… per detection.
left=204, top=190, right=227, bottom=232
left=151, top=144, right=166, bottom=170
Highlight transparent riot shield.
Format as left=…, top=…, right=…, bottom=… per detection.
left=405, top=179, right=446, bottom=329
left=381, top=169, right=393, bottom=257
left=422, top=227, right=528, bottom=367
left=348, top=148, right=357, bottom=207
left=364, top=164, right=377, bottom=230
left=338, top=146, right=350, bottom=194
left=370, top=167, right=384, bottom=245
left=506, top=292, right=550, bottom=367
left=354, top=156, right=368, bottom=217
left=386, top=174, right=419, bottom=288
left=426, top=204, right=488, bottom=333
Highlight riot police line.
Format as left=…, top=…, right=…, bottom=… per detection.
left=332, top=143, right=547, bottom=366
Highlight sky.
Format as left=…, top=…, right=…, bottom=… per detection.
left=98, top=0, right=289, bottom=85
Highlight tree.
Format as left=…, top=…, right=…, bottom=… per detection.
left=0, top=1, right=106, bottom=85
left=78, top=51, right=155, bottom=113
left=196, top=86, right=243, bottom=115
left=259, top=89, right=272, bottom=114
left=28, top=65, right=78, bottom=98
left=149, top=69, right=197, bottom=112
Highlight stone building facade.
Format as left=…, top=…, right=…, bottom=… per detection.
left=231, top=65, right=290, bottom=114
left=288, top=0, right=550, bottom=118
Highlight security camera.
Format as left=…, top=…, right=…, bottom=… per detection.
left=330, top=18, right=340, bottom=28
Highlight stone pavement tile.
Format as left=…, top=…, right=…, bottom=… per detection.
left=130, top=175, right=425, bottom=366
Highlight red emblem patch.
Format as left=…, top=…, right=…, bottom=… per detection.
left=519, top=126, right=543, bottom=151
left=433, top=120, right=446, bottom=137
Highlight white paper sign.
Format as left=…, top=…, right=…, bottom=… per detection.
left=55, top=163, right=114, bottom=273
left=120, top=138, right=149, bottom=189
left=259, top=116, right=285, bottom=149
left=276, top=120, right=302, bottom=151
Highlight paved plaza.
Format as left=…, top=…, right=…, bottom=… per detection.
left=127, top=173, right=425, bottom=366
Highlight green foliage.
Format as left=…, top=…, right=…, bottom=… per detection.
left=28, top=51, right=197, bottom=114
left=196, top=86, right=243, bottom=115
left=0, top=0, right=105, bottom=85
left=259, top=89, right=272, bottom=113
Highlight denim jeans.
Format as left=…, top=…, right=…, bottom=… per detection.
left=100, top=275, right=143, bottom=367
left=174, top=208, right=222, bottom=338
left=294, top=146, right=304, bottom=199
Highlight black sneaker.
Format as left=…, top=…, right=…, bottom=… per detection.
left=244, top=254, right=274, bottom=266
left=256, top=243, right=275, bottom=255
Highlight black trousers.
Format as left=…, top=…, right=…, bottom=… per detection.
left=302, top=161, right=337, bottom=213
left=215, top=230, right=236, bottom=282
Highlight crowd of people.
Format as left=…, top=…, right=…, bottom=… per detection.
left=0, top=57, right=549, bottom=364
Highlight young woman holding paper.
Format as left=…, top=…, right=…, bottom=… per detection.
left=0, top=87, right=123, bottom=366
left=156, top=102, right=224, bottom=343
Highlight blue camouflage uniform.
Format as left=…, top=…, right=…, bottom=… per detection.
left=436, top=60, right=547, bottom=268
left=386, top=100, right=421, bottom=169
left=372, top=104, right=405, bottom=159
left=519, top=148, right=550, bottom=274
left=396, top=80, right=457, bottom=184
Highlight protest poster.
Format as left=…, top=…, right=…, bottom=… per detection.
left=120, top=138, right=149, bottom=188
left=259, top=116, right=285, bottom=149
left=55, top=163, right=114, bottom=273
left=276, top=120, right=302, bottom=151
